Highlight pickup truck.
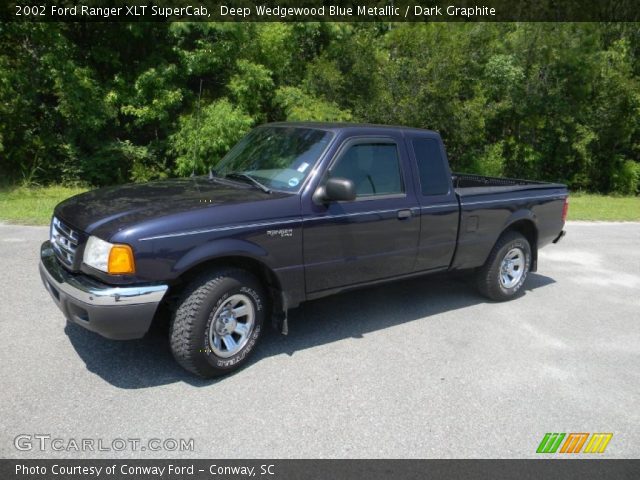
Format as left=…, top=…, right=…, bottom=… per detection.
left=40, top=123, right=568, bottom=377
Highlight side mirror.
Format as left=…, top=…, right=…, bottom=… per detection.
left=313, top=177, right=356, bottom=204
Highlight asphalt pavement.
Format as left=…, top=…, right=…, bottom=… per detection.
left=1, top=221, right=639, bottom=458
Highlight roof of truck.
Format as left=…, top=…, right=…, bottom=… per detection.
left=264, top=121, right=439, bottom=135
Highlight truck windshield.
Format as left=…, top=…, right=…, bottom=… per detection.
left=215, top=126, right=333, bottom=192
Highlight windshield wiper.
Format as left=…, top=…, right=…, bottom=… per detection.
left=225, top=172, right=271, bottom=194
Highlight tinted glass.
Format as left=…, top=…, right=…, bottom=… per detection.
left=412, top=138, right=450, bottom=195
left=330, top=143, right=403, bottom=197
left=216, top=126, right=333, bottom=191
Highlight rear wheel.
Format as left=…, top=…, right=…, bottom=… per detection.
left=170, top=268, right=267, bottom=378
left=476, top=232, right=531, bottom=301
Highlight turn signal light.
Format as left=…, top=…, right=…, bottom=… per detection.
left=108, top=245, right=136, bottom=274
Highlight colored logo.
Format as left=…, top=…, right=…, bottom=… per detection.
left=536, top=433, right=612, bottom=454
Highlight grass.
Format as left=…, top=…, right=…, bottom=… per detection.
left=0, top=185, right=88, bottom=225
left=0, top=185, right=638, bottom=225
left=568, top=193, right=640, bottom=222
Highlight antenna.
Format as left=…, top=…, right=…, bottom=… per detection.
left=191, top=79, right=203, bottom=177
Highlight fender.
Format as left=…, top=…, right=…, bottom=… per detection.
left=172, top=238, right=271, bottom=276
left=476, top=208, right=538, bottom=258
left=171, top=238, right=294, bottom=334
left=501, top=209, right=538, bottom=235
left=465, top=209, right=538, bottom=270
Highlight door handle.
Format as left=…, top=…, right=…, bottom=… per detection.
left=397, top=209, right=412, bottom=220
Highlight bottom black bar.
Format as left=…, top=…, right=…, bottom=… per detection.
left=1, top=459, right=639, bottom=480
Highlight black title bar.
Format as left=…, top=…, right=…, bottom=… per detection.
left=2, top=0, right=640, bottom=22
left=2, top=459, right=640, bottom=480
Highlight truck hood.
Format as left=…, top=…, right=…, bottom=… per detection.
left=54, top=177, right=284, bottom=236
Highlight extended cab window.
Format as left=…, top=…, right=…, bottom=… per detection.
left=330, top=143, right=403, bottom=198
left=412, top=138, right=450, bottom=195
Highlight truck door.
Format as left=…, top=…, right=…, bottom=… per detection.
left=303, top=136, right=420, bottom=293
left=405, top=134, right=459, bottom=271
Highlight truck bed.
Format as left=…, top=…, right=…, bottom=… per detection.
left=448, top=172, right=568, bottom=272
left=453, top=173, right=565, bottom=197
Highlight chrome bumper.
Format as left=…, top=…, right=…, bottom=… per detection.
left=39, top=241, right=168, bottom=339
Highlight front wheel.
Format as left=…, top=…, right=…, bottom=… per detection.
left=476, top=232, right=531, bottom=301
left=170, top=268, right=267, bottom=378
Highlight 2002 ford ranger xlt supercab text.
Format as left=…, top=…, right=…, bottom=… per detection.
left=40, top=123, right=568, bottom=377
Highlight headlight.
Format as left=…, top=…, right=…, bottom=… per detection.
left=83, top=236, right=136, bottom=274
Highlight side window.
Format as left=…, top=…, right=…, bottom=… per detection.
left=412, top=138, right=450, bottom=196
left=330, top=143, right=403, bottom=198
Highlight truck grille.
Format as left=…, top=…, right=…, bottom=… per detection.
left=50, top=216, right=80, bottom=268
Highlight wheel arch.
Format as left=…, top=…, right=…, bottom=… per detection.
left=500, top=216, right=538, bottom=271
left=169, top=254, right=286, bottom=317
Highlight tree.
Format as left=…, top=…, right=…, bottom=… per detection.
left=0, top=22, right=638, bottom=193
left=171, top=99, right=253, bottom=176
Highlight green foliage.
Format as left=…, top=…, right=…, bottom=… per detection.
left=611, top=159, right=640, bottom=195
left=171, top=99, right=253, bottom=176
left=475, top=142, right=506, bottom=177
left=128, top=142, right=169, bottom=184
left=120, top=64, right=184, bottom=127
left=86, top=141, right=167, bottom=185
left=0, top=22, right=639, bottom=194
left=228, top=60, right=274, bottom=120
left=84, top=142, right=136, bottom=185
left=274, top=86, right=352, bottom=122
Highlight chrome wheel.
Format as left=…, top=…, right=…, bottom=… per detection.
left=499, top=247, right=526, bottom=289
left=208, top=294, right=255, bottom=358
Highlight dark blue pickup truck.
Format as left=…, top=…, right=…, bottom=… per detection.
left=40, top=123, right=568, bottom=377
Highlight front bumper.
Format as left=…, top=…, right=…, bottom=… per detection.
left=39, top=241, right=168, bottom=340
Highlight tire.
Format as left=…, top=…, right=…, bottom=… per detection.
left=476, top=231, right=531, bottom=301
left=170, top=268, right=267, bottom=378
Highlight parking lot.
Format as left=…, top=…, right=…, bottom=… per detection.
left=1, top=221, right=639, bottom=458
